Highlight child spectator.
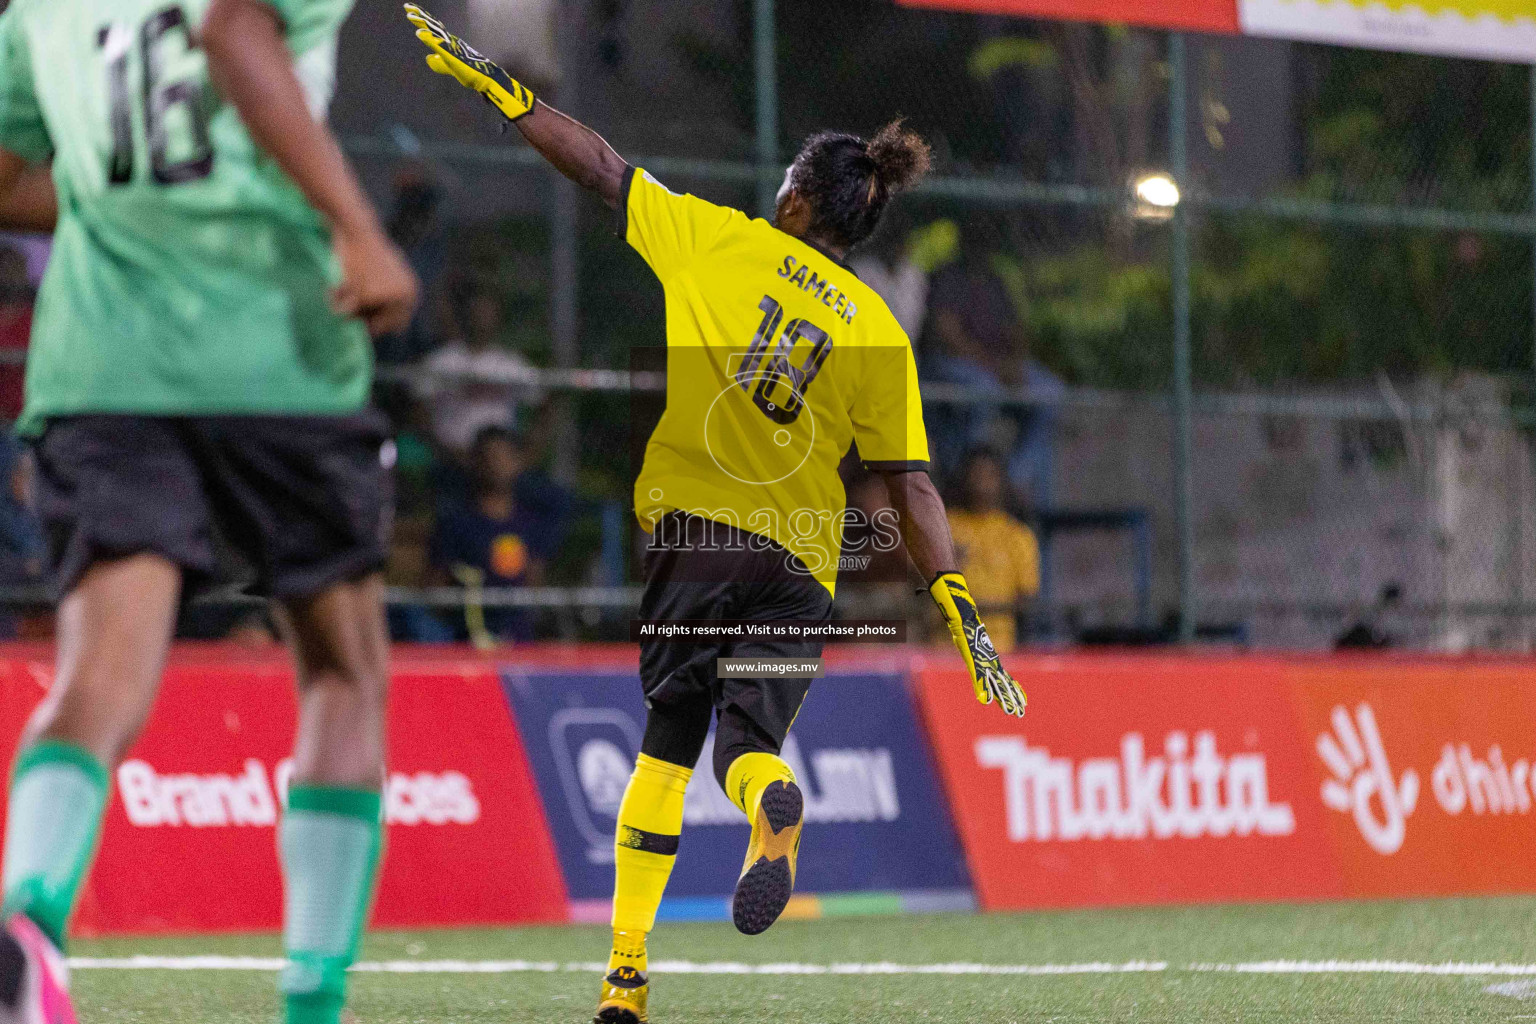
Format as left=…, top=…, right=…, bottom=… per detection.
left=945, top=449, right=1039, bottom=652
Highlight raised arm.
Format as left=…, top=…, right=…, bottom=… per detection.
left=203, top=0, right=418, bottom=334
left=515, top=104, right=627, bottom=210
left=405, top=5, right=627, bottom=209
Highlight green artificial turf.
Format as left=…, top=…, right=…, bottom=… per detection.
left=69, top=897, right=1536, bottom=1022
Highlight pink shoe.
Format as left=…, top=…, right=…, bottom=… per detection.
left=0, top=915, right=75, bottom=1024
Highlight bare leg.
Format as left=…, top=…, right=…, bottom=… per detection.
left=22, top=554, right=181, bottom=765
left=274, top=572, right=390, bottom=1024
left=282, top=573, right=390, bottom=788
left=0, top=553, right=179, bottom=985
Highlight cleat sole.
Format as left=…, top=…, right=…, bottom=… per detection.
left=594, top=1005, right=645, bottom=1024
left=732, top=780, right=804, bottom=936
left=759, top=779, right=803, bottom=834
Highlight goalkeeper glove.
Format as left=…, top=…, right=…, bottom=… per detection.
left=929, top=572, right=1027, bottom=717
left=404, top=4, right=537, bottom=123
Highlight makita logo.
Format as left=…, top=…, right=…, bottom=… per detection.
left=117, top=759, right=480, bottom=828
left=977, top=732, right=1295, bottom=842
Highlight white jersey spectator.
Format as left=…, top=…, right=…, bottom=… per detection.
left=413, top=285, right=543, bottom=455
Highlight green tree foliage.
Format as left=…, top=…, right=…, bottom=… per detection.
left=1024, top=46, right=1536, bottom=389
left=661, top=6, right=1536, bottom=390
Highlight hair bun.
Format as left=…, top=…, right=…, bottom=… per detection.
left=866, top=119, right=932, bottom=195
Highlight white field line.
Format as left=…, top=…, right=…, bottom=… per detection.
left=65, top=957, right=1167, bottom=976
left=1189, top=961, right=1536, bottom=976
left=1486, top=980, right=1536, bottom=1000
left=63, top=956, right=1536, bottom=977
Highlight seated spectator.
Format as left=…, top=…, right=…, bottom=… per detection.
left=945, top=449, right=1039, bottom=652
left=414, top=280, right=542, bottom=457
left=0, top=432, right=50, bottom=639
left=0, top=433, right=43, bottom=586
left=1335, top=582, right=1402, bottom=650
left=376, top=163, right=447, bottom=366
left=923, top=234, right=1063, bottom=506
left=429, top=426, right=563, bottom=643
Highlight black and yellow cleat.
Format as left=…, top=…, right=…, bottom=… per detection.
left=593, top=964, right=649, bottom=1024
left=731, top=779, right=804, bottom=936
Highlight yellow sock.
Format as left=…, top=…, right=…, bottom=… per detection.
left=609, top=927, right=648, bottom=976
left=609, top=753, right=691, bottom=971
left=724, top=752, right=796, bottom=820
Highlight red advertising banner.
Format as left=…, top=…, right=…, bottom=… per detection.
left=913, top=652, right=1536, bottom=911
left=1284, top=660, right=1536, bottom=899
left=0, top=647, right=568, bottom=935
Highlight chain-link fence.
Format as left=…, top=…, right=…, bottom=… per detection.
left=4, top=0, right=1533, bottom=651
left=332, top=1, right=1536, bottom=651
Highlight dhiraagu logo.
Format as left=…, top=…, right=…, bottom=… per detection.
left=1315, top=703, right=1536, bottom=856
left=1316, top=704, right=1419, bottom=856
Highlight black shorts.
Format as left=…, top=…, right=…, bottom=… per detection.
left=639, top=512, right=833, bottom=749
left=32, top=413, right=393, bottom=601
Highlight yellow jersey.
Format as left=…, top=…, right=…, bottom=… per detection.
left=621, top=167, right=929, bottom=596
left=946, top=508, right=1039, bottom=651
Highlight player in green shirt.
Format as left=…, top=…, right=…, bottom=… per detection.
left=0, top=1, right=417, bottom=1023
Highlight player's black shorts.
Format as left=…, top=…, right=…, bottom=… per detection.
left=32, top=413, right=393, bottom=601
left=639, top=511, right=833, bottom=752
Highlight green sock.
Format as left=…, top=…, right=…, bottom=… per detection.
left=1, top=741, right=108, bottom=951
left=279, top=786, right=382, bottom=1024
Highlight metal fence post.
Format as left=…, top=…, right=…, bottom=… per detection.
left=1524, top=62, right=1536, bottom=643
left=1169, top=32, right=1197, bottom=644
left=754, top=0, right=780, bottom=217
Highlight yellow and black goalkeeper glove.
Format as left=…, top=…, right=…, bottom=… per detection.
left=405, top=4, right=537, bottom=123
left=929, top=572, right=1027, bottom=717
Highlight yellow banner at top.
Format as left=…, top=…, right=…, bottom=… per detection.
left=1239, top=0, right=1536, bottom=62
left=902, top=0, right=1535, bottom=62
left=1241, top=0, right=1536, bottom=62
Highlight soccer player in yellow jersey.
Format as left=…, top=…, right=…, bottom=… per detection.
left=405, top=9, right=1028, bottom=1022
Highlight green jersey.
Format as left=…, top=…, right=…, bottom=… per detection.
left=0, top=0, right=368, bottom=435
